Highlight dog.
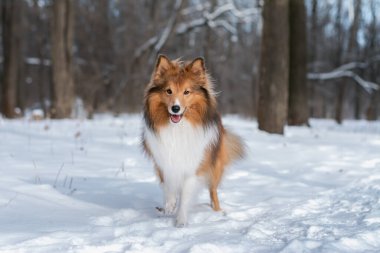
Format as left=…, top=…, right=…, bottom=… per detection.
left=142, top=55, right=245, bottom=227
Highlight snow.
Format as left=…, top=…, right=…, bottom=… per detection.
left=1, top=114, right=380, bottom=253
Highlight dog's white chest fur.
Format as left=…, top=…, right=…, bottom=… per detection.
left=144, top=120, right=218, bottom=190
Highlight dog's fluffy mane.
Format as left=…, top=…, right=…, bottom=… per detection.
left=143, top=56, right=220, bottom=132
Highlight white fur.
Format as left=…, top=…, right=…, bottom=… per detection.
left=144, top=119, right=219, bottom=225
left=176, top=175, right=202, bottom=227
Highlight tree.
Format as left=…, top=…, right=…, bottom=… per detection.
left=1, top=0, right=23, bottom=118
left=349, top=0, right=362, bottom=120
left=75, top=0, right=115, bottom=118
left=288, top=0, right=309, bottom=126
left=258, top=0, right=289, bottom=134
left=50, top=0, right=75, bottom=118
left=334, top=0, right=345, bottom=124
left=30, top=0, right=48, bottom=118
left=365, top=0, right=379, bottom=121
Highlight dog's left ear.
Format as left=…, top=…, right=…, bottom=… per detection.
left=186, top=57, right=206, bottom=76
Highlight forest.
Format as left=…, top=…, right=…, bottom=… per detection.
left=2, top=1, right=380, bottom=251
left=1, top=0, right=379, bottom=134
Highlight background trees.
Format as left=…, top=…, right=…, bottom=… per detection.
left=0, top=0, right=379, bottom=131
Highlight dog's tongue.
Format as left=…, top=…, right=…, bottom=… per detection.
left=170, top=114, right=182, bottom=123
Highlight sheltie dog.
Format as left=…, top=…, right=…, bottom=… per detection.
left=142, top=55, right=245, bottom=227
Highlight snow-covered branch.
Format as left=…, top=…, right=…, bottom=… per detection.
left=134, top=0, right=258, bottom=59
left=308, top=68, right=379, bottom=93
left=176, top=1, right=258, bottom=36
left=335, top=55, right=380, bottom=70
left=134, top=36, right=159, bottom=60
left=153, top=0, right=183, bottom=53
left=134, top=0, right=184, bottom=61
left=0, top=57, right=51, bottom=66
left=181, top=3, right=211, bottom=16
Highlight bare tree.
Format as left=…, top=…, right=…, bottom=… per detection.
left=75, top=0, right=114, bottom=118
left=308, top=0, right=318, bottom=117
left=1, top=0, right=23, bottom=118
left=288, top=0, right=309, bottom=126
left=365, top=0, right=379, bottom=121
left=258, top=0, right=289, bottom=134
left=334, top=0, right=345, bottom=124
left=50, top=0, right=75, bottom=118
left=349, top=0, right=362, bottom=119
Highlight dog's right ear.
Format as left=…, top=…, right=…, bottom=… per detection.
left=153, top=54, right=172, bottom=79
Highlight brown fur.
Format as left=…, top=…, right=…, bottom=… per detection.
left=143, top=55, right=245, bottom=211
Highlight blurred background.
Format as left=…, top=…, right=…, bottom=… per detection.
left=0, top=0, right=379, bottom=129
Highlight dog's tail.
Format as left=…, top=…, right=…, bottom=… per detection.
left=225, top=130, right=246, bottom=163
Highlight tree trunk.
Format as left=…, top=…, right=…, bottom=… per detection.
left=349, top=0, right=361, bottom=120
left=335, top=0, right=361, bottom=122
left=365, top=1, right=378, bottom=121
left=308, top=0, right=317, bottom=118
left=366, top=92, right=378, bottom=121
left=50, top=0, right=75, bottom=119
left=288, top=0, right=309, bottom=126
left=347, top=0, right=361, bottom=61
left=353, top=81, right=361, bottom=119
left=33, top=0, right=47, bottom=117
left=334, top=0, right=344, bottom=124
left=1, top=0, right=23, bottom=118
left=335, top=81, right=345, bottom=124
left=258, top=0, right=289, bottom=134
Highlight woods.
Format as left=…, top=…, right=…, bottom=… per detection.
left=0, top=0, right=379, bottom=133
left=1, top=1, right=380, bottom=248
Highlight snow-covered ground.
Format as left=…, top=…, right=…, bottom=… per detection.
left=1, top=114, right=380, bottom=253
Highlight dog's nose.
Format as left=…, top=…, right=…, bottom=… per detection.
left=171, top=105, right=180, bottom=113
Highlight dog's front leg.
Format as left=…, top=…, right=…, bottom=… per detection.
left=163, top=184, right=177, bottom=215
left=176, top=176, right=200, bottom=227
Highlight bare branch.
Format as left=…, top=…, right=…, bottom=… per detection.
left=133, top=0, right=184, bottom=62
left=176, top=18, right=206, bottom=34
left=308, top=57, right=380, bottom=93
left=153, top=0, right=183, bottom=53
left=181, top=3, right=211, bottom=16
left=134, top=1, right=258, bottom=61
left=176, top=1, right=258, bottom=35
left=134, top=36, right=158, bottom=59
left=308, top=69, right=379, bottom=93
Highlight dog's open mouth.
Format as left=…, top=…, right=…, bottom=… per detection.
left=170, top=114, right=183, bottom=123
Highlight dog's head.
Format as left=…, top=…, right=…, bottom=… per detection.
left=144, top=55, right=217, bottom=128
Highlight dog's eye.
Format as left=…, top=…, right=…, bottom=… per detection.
left=184, top=90, right=190, bottom=95
left=166, top=89, right=172, bottom=95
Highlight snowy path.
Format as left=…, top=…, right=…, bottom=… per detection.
left=0, top=115, right=380, bottom=253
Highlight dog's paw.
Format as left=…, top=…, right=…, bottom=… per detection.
left=156, top=206, right=165, bottom=213
left=175, top=219, right=186, bottom=228
left=175, top=214, right=187, bottom=228
left=156, top=205, right=176, bottom=216
left=163, top=201, right=176, bottom=215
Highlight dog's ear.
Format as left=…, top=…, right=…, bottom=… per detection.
left=186, top=57, right=206, bottom=77
left=153, top=54, right=172, bottom=79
